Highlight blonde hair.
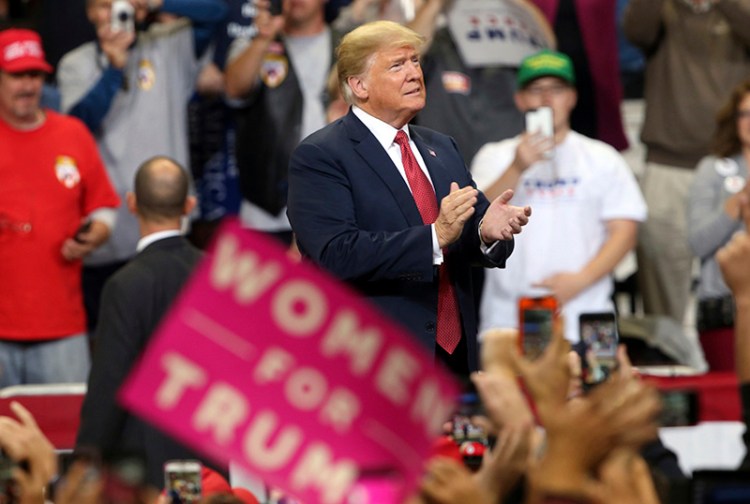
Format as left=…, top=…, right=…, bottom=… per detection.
left=336, top=20, right=425, bottom=105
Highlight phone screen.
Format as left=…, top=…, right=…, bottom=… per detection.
left=519, top=296, right=557, bottom=360
left=164, top=460, right=202, bottom=504
left=451, top=392, right=488, bottom=472
left=579, top=312, right=618, bottom=388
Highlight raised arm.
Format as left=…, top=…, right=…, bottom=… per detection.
left=58, top=25, right=134, bottom=131
left=224, top=0, right=284, bottom=99
left=157, top=0, right=229, bottom=57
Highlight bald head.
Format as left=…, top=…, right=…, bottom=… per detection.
left=133, top=156, right=191, bottom=223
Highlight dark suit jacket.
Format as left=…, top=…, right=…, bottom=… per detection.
left=76, top=236, right=208, bottom=488
left=287, top=110, right=514, bottom=370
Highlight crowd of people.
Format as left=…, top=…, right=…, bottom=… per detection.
left=1, top=0, right=750, bottom=502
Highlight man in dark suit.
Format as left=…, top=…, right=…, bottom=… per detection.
left=76, top=156, right=209, bottom=488
left=287, top=21, right=532, bottom=376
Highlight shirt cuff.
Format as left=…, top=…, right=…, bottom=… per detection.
left=431, top=224, right=444, bottom=265
left=88, top=208, right=118, bottom=230
left=478, top=218, right=498, bottom=255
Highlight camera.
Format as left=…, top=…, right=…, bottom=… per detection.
left=111, top=0, right=135, bottom=33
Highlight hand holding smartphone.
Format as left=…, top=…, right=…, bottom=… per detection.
left=73, top=219, right=92, bottom=244
left=525, top=106, right=554, bottom=158
left=518, top=295, right=558, bottom=360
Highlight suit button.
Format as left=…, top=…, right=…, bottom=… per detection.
left=425, top=322, right=435, bottom=333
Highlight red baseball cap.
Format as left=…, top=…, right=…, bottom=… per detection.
left=0, top=28, right=52, bottom=73
left=201, top=466, right=232, bottom=496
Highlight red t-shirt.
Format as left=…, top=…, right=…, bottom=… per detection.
left=0, top=111, right=120, bottom=340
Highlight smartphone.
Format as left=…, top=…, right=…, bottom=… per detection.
left=164, top=460, right=202, bottom=504
left=269, top=0, right=283, bottom=16
left=659, top=389, right=699, bottom=427
left=579, top=312, right=619, bottom=390
left=111, top=0, right=135, bottom=33
left=525, top=106, right=553, bottom=155
left=74, top=219, right=92, bottom=243
left=450, top=392, right=488, bottom=472
left=518, top=296, right=557, bottom=361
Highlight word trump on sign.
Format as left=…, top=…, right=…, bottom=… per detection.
left=120, top=219, right=459, bottom=504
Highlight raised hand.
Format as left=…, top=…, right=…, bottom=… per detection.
left=480, top=189, right=531, bottom=242
left=420, top=457, right=494, bottom=504
left=97, top=23, right=135, bottom=69
left=0, top=402, right=58, bottom=504
left=435, top=182, right=478, bottom=248
left=511, top=317, right=571, bottom=423
left=512, top=131, right=553, bottom=172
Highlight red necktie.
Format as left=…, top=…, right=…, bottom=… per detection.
left=394, top=130, right=462, bottom=354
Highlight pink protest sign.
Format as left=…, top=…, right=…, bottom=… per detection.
left=120, top=219, right=460, bottom=504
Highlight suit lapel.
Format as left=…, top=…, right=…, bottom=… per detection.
left=344, top=112, right=424, bottom=225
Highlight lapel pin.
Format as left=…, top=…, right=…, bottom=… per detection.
left=428, top=149, right=437, bottom=157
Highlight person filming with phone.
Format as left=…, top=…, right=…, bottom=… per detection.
left=56, top=0, right=226, bottom=339
left=471, top=49, right=647, bottom=343
left=224, top=0, right=338, bottom=248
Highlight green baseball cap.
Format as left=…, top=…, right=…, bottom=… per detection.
left=517, top=49, right=575, bottom=88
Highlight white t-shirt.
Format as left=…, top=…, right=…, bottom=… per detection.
left=471, top=131, right=647, bottom=342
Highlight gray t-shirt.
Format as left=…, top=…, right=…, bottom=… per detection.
left=285, top=30, right=330, bottom=141
left=58, top=20, right=198, bottom=264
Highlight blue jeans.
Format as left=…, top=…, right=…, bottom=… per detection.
left=0, top=334, right=90, bottom=387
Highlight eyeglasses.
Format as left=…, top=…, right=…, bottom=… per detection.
left=523, top=84, right=570, bottom=97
